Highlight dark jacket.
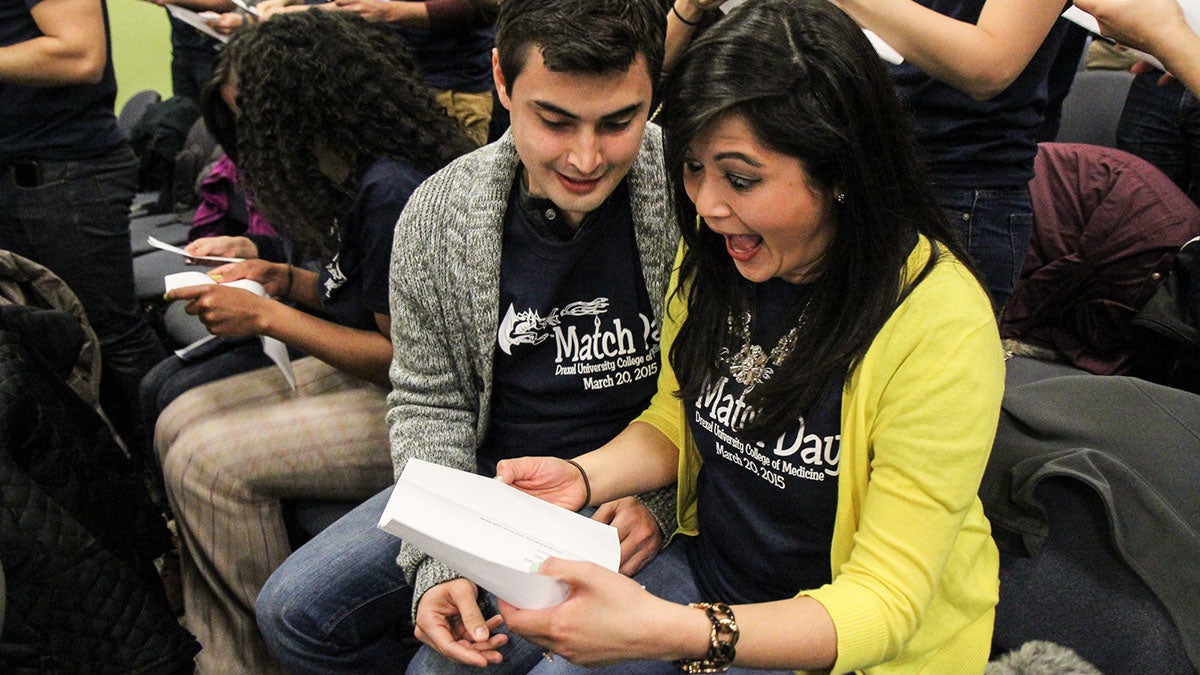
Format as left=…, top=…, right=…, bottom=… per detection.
left=1002, top=143, right=1200, bottom=374
left=0, top=252, right=198, bottom=673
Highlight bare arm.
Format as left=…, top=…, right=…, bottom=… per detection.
left=835, top=0, right=1066, bottom=100
left=248, top=264, right=393, bottom=386
left=663, top=0, right=725, bottom=75
left=146, top=0, right=236, bottom=12
left=326, top=0, right=496, bottom=29
left=0, top=0, right=107, bottom=86
left=500, top=559, right=837, bottom=669
left=1076, top=0, right=1200, bottom=97
left=169, top=261, right=394, bottom=386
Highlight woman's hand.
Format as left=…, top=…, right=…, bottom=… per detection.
left=499, top=558, right=693, bottom=667
left=184, top=235, right=258, bottom=263
left=413, top=578, right=508, bottom=667
left=167, top=283, right=275, bottom=338
left=495, top=456, right=589, bottom=511
left=205, top=259, right=292, bottom=298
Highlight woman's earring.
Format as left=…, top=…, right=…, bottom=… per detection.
left=835, top=192, right=846, bottom=204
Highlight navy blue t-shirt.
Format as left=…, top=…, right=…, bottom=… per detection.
left=1, top=0, right=125, bottom=161
left=686, top=278, right=841, bottom=604
left=296, top=0, right=492, bottom=94
left=318, top=156, right=425, bottom=331
left=393, top=24, right=494, bottom=94
left=481, top=177, right=660, bottom=469
left=889, top=1, right=1072, bottom=189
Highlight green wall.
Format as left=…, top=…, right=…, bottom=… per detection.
left=108, top=0, right=174, bottom=111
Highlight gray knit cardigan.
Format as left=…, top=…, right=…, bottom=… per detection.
left=386, top=125, right=680, bottom=610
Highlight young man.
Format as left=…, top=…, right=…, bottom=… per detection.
left=256, top=0, right=676, bottom=671
left=1, top=0, right=167, bottom=456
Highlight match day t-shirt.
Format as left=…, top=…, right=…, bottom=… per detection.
left=480, top=177, right=661, bottom=469
left=686, top=278, right=841, bottom=603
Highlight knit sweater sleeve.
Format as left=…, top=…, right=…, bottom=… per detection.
left=385, top=158, right=490, bottom=617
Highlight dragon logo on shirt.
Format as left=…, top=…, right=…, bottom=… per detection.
left=497, top=298, right=610, bottom=355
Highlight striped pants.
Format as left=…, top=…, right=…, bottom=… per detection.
left=156, top=357, right=394, bottom=674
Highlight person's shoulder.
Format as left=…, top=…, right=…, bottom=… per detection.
left=404, top=135, right=517, bottom=207
left=893, top=236, right=996, bottom=329
left=638, top=122, right=664, bottom=160
left=362, top=156, right=428, bottom=196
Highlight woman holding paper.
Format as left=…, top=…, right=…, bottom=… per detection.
left=150, top=12, right=473, bottom=673
left=492, top=1, right=1004, bottom=672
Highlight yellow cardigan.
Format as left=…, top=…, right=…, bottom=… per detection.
left=636, top=237, right=1004, bottom=674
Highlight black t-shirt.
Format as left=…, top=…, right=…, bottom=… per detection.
left=318, top=156, right=424, bottom=331
left=481, top=177, right=660, bottom=470
left=686, top=278, right=841, bottom=604
left=1, top=0, right=125, bottom=161
left=392, top=24, right=494, bottom=94
left=889, top=0, right=1072, bottom=189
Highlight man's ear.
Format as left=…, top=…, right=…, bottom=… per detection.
left=493, top=48, right=513, bottom=111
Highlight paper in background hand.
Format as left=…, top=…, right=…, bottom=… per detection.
left=164, top=271, right=295, bottom=388
left=165, top=4, right=229, bottom=43
left=1063, top=0, right=1200, bottom=72
left=148, top=235, right=243, bottom=264
left=379, top=459, right=620, bottom=610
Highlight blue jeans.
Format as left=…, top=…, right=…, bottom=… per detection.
left=170, top=45, right=218, bottom=104
left=0, top=144, right=167, bottom=456
left=408, top=541, right=791, bottom=675
left=1117, top=72, right=1200, bottom=207
left=936, top=186, right=1034, bottom=312
left=257, top=486, right=418, bottom=673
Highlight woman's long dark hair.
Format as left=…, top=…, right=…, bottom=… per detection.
left=661, top=0, right=981, bottom=440
left=203, top=11, right=475, bottom=255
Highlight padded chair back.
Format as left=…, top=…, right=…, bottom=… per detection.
left=117, top=89, right=162, bottom=138
left=1054, top=69, right=1135, bottom=147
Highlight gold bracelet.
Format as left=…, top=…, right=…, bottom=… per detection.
left=674, top=602, right=738, bottom=673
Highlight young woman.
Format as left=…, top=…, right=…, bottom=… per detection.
left=488, top=1, right=1004, bottom=672
left=668, top=0, right=1073, bottom=312
left=149, top=11, right=473, bottom=673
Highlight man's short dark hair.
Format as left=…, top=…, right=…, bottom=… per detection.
left=495, top=0, right=666, bottom=95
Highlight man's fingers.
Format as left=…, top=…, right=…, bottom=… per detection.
left=449, top=581, right=491, bottom=642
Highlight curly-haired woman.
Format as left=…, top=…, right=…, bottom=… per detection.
left=149, top=11, right=473, bottom=672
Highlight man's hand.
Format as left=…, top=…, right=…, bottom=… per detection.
left=495, top=456, right=590, bottom=511
left=592, top=496, right=662, bottom=576
left=413, top=578, right=508, bottom=667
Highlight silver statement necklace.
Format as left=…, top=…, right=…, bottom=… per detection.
left=719, top=299, right=812, bottom=398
